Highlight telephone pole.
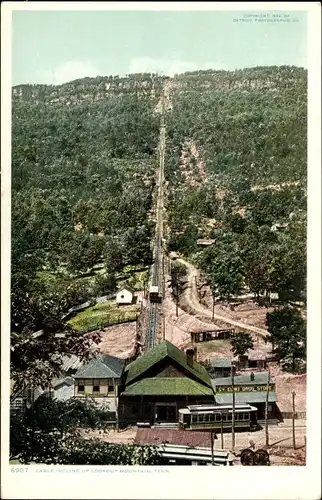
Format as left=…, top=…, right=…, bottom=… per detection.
left=265, top=369, right=271, bottom=447
left=292, top=391, right=296, bottom=449
left=211, top=430, right=215, bottom=465
left=231, top=361, right=236, bottom=451
left=212, top=294, right=215, bottom=321
left=220, top=410, right=224, bottom=449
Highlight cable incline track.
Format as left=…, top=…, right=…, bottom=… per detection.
left=144, top=89, right=166, bottom=352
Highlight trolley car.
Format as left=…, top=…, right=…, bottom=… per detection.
left=178, top=404, right=258, bottom=432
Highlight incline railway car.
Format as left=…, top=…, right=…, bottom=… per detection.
left=148, top=262, right=162, bottom=303
left=149, top=285, right=161, bottom=303
left=178, top=404, right=258, bottom=432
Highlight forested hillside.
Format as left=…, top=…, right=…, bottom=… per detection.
left=165, top=66, right=307, bottom=305
left=11, top=66, right=307, bottom=336
left=12, top=74, right=165, bottom=333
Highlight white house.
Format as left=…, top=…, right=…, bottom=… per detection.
left=116, top=285, right=134, bottom=305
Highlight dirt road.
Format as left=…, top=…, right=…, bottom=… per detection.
left=177, top=258, right=269, bottom=339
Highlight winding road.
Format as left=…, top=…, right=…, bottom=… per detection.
left=176, top=257, right=269, bottom=340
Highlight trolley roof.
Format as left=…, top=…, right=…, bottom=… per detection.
left=179, top=404, right=258, bottom=415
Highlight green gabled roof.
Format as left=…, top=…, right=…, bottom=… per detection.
left=74, top=354, right=125, bottom=379
left=124, top=340, right=212, bottom=388
left=121, top=377, right=214, bottom=396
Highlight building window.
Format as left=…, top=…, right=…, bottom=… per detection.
left=93, top=380, right=100, bottom=393
left=78, top=380, right=85, bottom=393
left=108, top=382, right=114, bottom=392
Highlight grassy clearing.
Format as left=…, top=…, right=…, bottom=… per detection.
left=68, top=300, right=138, bottom=333
left=196, top=339, right=232, bottom=355
left=118, top=270, right=148, bottom=291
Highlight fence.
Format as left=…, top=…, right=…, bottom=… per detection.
left=78, top=314, right=138, bottom=334
left=61, top=293, right=117, bottom=321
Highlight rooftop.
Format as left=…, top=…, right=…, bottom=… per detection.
left=215, top=391, right=277, bottom=404
left=74, top=354, right=125, bottom=379
left=212, top=372, right=274, bottom=387
left=209, top=357, right=232, bottom=368
left=117, top=285, right=135, bottom=294
left=135, top=427, right=220, bottom=448
left=121, top=377, right=214, bottom=397
left=124, top=340, right=212, bottom=388
left=51, top=376, right=74, bottom=389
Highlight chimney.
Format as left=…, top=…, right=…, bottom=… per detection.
left=250, top=372, right=255, bottom=381
left=186, top=348, right=195, bottom=366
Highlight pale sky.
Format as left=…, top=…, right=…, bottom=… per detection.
left=12, top=9, right=307, bottom=86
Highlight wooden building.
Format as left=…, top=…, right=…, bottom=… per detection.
left=119, top=340, right=215, bottom=425
left=208, top=357, right=232, bottom=378
left=190, top=329, right=234, bottom=343
left=237, top=352, right=267, bottom=371
left=74, top=354, right=125, bottom=398
left=212, top=371, right=278, bottom=420
left=116, top=285, right=134, bottom=306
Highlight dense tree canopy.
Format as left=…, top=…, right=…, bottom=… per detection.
left=230, top=332, right=254, bottom=357
left=165, top=67, right=307, bottom=305
left=265, top=306, right=306, bottom=372
left=11, top=74, right=165, bottom=395
left=11, top=74, right=164, bottom=335
left=10, top=397, right=162, bottom=465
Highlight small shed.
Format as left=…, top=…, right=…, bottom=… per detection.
left=209, top=357, right=232, bottom=378
left=191, top=329, right=234, bottom=343
left=116, top=285, right=134, bottom=305
left=236, top=349, right=269, bottom=371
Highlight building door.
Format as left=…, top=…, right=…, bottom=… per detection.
left=155, top=404, right=177, bottom=422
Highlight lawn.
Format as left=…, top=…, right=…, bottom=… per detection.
left=67, top=300, right=138, bottom=333
left=196, top=339, right=232, bottom=356
left=118, top=270, right=148, bottom=291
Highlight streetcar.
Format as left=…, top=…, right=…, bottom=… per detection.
left=178, top=404, right=258, bottom=432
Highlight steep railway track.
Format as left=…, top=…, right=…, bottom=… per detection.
left=144, top=90, right=166, bottom=351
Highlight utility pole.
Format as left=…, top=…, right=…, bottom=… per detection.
left=176, top=282, right=179, bottom=317
left=265, top=369, right=271, bottom=447
left=292, top=391, right=296, bottom=449
left=231, top=361, right=236, bottom=452
left=114, top=378, right=119, bottom=432
left=220, top=411, right=224, bottom=449
left=211, top=430, right=214, bottom=465
left=212, top=293, right=215, bottom=321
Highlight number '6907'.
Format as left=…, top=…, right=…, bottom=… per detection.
left=11, top=467, right=28, bottom=473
